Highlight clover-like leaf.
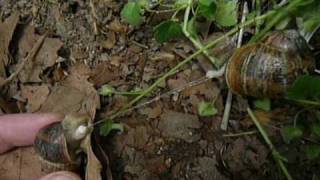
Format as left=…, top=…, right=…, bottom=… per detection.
left=254, top=98, right=271, bottom=112
left=198, top=101, right=218, bottom=117
left=312, top=123, right=320, bottom=137
left=175, top=0, right=189, bottom=8
left=286, top=75, right=320, bottom=103
left=121, top=2, right=143, bottom=26
left=281, top=125, right=303, bottom=144
left=100, top=119, right=124, bottom=136
left=154, top=20, right=183, bottom=43
left=99, top=84, right=115, bottom=96
left=187, top=17, right=198, bottom=38
left=215, top=0, right=238, bottom=27
left=306, top=144, right=320, bottom=160
left=198, top=0, right=216, bottom=21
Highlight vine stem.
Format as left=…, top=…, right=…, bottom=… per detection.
left=182, top=0, right=219, bottom=67
left=249, top=0, right=303, bottom=43
left=221, top=2, right=248, bottom=130
left=247, top=107, right=293, bottom=180
left=99, top=10, right=275, bottom=122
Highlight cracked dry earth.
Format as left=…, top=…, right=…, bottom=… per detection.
left=0, top=1, right=277, bottom=180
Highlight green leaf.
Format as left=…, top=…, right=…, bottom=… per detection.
left=137, top=0, right=149, bottom=8
left=316, top=111, right=320, bottom=122
left=154, top=20, right=183, bottom=43
left=281, top=125, right=303, bottom=144
left=121, top=2, right=143, bottom=26
left=292, top=0, right=320, bottom=33
left=286, top=75, right=320, bottom=102
left=214, top=0, right=238, bottom=27
left=175, top=0, right=189, bottom=8
left=187, top=17, right=198, bottom=38
left=306, top=144, right=320, bottom=160
left=312, top=123, right=320, bottom=137
left=198, top=101, right=218, bottom=117
left=100, top=119, right=124, bottom=136
left=198, top=0, right=216, bottom=21
left=253, top=98, right=271, bottom=112
left=99, top=84, right=115, bottom=96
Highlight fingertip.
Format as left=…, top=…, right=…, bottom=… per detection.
left=38, top=171, right=81, bottom=180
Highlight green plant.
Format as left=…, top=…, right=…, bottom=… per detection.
left=279, top=75, right=320, bottom=159
left=198, top=101, right=218, bottom=117
left=98, top=1, right=320, bottom=178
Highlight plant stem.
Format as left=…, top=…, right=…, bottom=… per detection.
left=182, top=0, right=219, bottom=67
left=291, top=99, right=320, bottom=106
left=247, top=107, right=293, bottom=180
left=221, top=91, right=232, bottom=130
left=223, top=130, right=257, bottom=137
left=113, top=91, right=142, bottom=96
left=221, top=2, right=248, bottom=130
left=255, top=0, right=261, bottom=33
left=106, top=10, right=275, bottom=121
left=249, top=0, right=303, bottom=43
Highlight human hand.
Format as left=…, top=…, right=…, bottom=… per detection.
left=0, top=113, right=81, bottom=180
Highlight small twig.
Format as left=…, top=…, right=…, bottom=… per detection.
left=247, top=107, right=293, bottom=180
left=0, top=33, right=47, bottom=87
left=89, top=0, right=99, bottom=35
left=221, top=91, right=233, bottom=130
left=182, top=0, right=219, bottom=67
left=223, top=130, right=257, bottom=137
left=220, top=2, right=248, bottom=131
left=130, top=40, right=149, bottom=49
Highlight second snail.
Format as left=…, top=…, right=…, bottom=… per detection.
left=226, top=29, right=315, bottom=98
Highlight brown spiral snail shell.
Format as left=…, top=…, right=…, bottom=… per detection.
left=34, top=113, right=91, bottom=172
left=226, top=30, right=315, bottom=98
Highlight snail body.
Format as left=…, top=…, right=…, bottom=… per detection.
left=226, top=30, right=315, bottom=98
left=34, top=113, right=91, bottom=172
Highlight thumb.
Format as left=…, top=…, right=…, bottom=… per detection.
left=38, top=171, right=81, bottom=180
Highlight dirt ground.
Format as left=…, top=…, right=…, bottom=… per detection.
left=0, top=0, right=319, bottom=180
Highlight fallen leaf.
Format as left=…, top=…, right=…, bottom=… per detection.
left=0, top=13, right=19, bottom=79
left=159, top=110, right=202, bottom=143
left=101, top=31, right=116, bottom=49
left=90, top=63, right=118, bottom=87
left=39, top=72, right=100, bottom=118
left=0, top=147, right=45, bottom=180
left=16, top=24, right=63, bottom=82
left=139, top=103, right=162, bottom=119
left=20, top=84, right=50, bottom=112
left=84, top=135, right=103, bottom=180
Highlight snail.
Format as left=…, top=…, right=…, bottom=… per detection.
left=226, top=30, right=315, bottom=98
left=34, top=113, right=92, bottom=172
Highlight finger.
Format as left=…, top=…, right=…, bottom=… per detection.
left=0, top=113, right=64, bottom=154
left=38, top=171, right=81, bottom=180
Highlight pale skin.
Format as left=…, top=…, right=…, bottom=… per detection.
left=0, top=113, right=81, bottom=180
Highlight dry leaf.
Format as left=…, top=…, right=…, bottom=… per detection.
left=254, top=110, right=272, bottom=124
left=102, top=31, right=116, bottom=49
left=39, top=73, right=100, bottom=118
left=17, top=25, right=63, bottom=82
left=159, top=110, right=202, bottom=143
left=0, top=147, right=45, bottom=180
left=0, top=13, right=19, bottom=78
left=20, top=84, right=50, bottom=112
left=90, top=63, right=117, bottom=87
left=83, top=135, right=103, bottom=180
